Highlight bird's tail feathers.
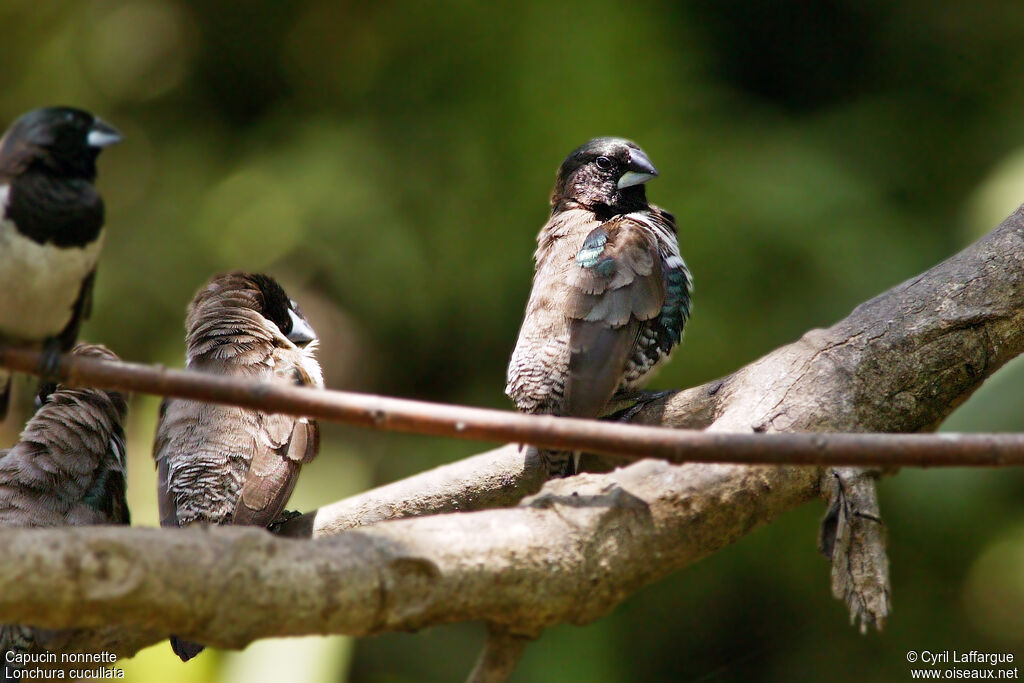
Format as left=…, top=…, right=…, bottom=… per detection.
left=170, top=636, right=205, bottom=662
left=542, top=448, right=577, bottom=477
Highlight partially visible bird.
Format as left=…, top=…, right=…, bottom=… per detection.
left=0, top=107, right=121, bottom=419
left=153, top=272, right=323, bottom=661
left=506, top=137, right=692, bottom=476
left=0, top=343, right=129, bottom=679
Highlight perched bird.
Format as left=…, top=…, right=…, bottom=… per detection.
left=0, top=343, right=129, bottom=678
left=153, top=272, right=322, bottom=661
left=506, top=138, right=692, bottom=476
left=0, top=107, right=121, bottom=419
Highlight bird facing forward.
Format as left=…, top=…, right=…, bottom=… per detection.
left=0, top=343, right=129, bottom=678
left=153, top=272, right=322, bottom=661
left=0, top=107, right=121, bottom=419
left=506, top=138, right=692, bottom=476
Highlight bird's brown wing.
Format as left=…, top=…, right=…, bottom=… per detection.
left=563, top=216, right=665, bottom=418
left=231, top=413, right=318, bottom=527
left=0, top=353, right=128, bottom=528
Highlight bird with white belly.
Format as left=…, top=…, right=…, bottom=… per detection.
left=0, top=106, right=121, bottom=418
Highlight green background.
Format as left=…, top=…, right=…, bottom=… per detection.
left=3, top=0, right=1024, bottom=680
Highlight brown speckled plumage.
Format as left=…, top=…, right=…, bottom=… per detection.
left=0, top=343, right=129, bottom=675
left=153, top=272, right=322, bottom=661
left=507, top=139, right=691, bottom=475
left=154, top=272, right=322, bottom=528
left=0, top=342, right=128, bottom=526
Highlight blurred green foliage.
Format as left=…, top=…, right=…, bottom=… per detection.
left=2, top=0, right=1024, bottom=680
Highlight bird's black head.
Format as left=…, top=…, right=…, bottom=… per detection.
left=551, top=137, right=658, bottom=216
left=0, top=107, right=121, bottom=180
left=248, top=274, right=318, bottom=348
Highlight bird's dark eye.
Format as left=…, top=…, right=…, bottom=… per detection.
left=595, top=156, right=612, bottom=170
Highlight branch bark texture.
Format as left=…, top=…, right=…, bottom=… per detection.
left=0, top=461, right=818, bottom=651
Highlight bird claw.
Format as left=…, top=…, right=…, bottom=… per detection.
left=37, top=340, right=64, bottom=384
left=611, top=390, right=675, bottom=422
left=34, top=341, right=65, bottom=411
left=33, top=382, right=57, bottom=411
left=268, top=509, right=303, bottom=533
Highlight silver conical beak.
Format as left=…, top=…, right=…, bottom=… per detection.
left=287, top=309, right=317, bottom=346
left=617, top=147, right=658, bottom=189
left=87, top=118, right=122, bottom=148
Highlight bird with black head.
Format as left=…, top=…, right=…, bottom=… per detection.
left=507, top=138, right=692, bottom=476
left=153, top=271, right=322, bottom=661
left=0, top=107, right=121, bottom=418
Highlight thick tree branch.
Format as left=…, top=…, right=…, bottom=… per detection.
left=2, top=207, right=1022, bottom=673
left=278, top=445, right=547, bottom=537
left=0, top=461, right=819, bottom=654
left=629, top=207, right=1024, bottom=434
